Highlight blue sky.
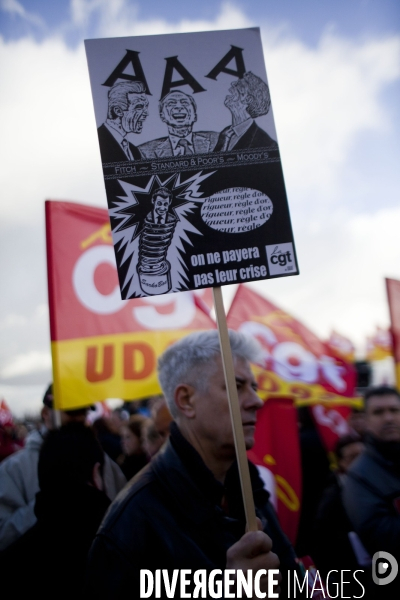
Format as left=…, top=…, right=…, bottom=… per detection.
left=1, top=0, right=399, bottom=44
left=0, top=0, right=399, bottom=415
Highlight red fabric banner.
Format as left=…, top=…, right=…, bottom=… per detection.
left=248, top=397, right=301, bottom=544
left=326, top=330, right=355, bottom=363
left=227, top=285, right=357, bottom=454
left=0, top=400, right=14, bottom=427
left=45, top=200, right=215, bottom=409
left=366, top=326, right=393, bottom=362
left=227, top=285, right=356, bottom=404
left=386, top=277, right=400, bottom=387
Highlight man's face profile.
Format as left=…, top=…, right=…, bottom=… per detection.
left=153, top=196, right=171, bottom=217
left=366, top=394, right=400, bottom=442
left=224, top=79, right=248, bottom=110
left=161, top=92, right=196, bottom=129
left=121, top=93, right=149, bottom=133
left=189, top=356, right=262, bottom=457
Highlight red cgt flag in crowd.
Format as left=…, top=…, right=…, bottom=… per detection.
left=326, top=330, right=355, bottom=363
left=45, top=200, right=215, bottom=410
left=366, top=326, right=393, bottom=362
left=227, top=285, right=357, bottom=406
left=227, top=285, right=357, bottom=453
left=386, top=277, right=400, bottom=388
left=247, top=397, right=301, bottom=545
left=227, top=285, right=358, bottom=540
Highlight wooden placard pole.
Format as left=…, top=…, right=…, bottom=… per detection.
left=213, top=286, right=258, bottom=532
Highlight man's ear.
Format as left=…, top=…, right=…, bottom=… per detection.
left=174, top=384, right=196, bottom=418
left=92, top=462, right=104, bottom=491
left=41, top=406, right=54, bottom=430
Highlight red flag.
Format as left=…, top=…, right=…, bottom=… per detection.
left=46, top=200, right=215, bottom=410
left=309, top=404, right=351, bottom=453
left=248, top=397, right=301, bottom=544
left=366, top=326, right=393, bottom=362
left=386, top=278, right=400, bottom=388
left=0, top=400, right=14, bottom=427
left=326, top=330, right=355, bottom=363
left=227, top=285, right=356, bottom=404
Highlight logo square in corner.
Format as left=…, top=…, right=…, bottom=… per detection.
left=265, top=243, right=297, bottom=276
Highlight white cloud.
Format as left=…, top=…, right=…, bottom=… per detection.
left=0, top=384, right=45, bottom=418
left=262, top=31, right=400, bottom=208
left=1, top=350, right=51, bottom=378
left=1, top=0, right=45, bottom=28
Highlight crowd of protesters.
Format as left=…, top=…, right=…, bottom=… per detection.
left=0, top=330, right=399, bottom=599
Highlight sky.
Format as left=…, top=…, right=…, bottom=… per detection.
left=0, top=0, right=399, bottom=417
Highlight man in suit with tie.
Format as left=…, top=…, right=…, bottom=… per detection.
left=139, top=91, right=218, bottom=158
left=214, top=72, right=278, bottom=152
left=146, top=187, right=177, bottom=225
left=97, top=81, right=149, bottom=163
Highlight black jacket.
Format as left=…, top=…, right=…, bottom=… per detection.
left=343, top=436, right=400, bottom=558
left=343, top=436, right=400, bottom=598
left=313, top=473, right=361, bottom=575
left=214, top=121, right=278, bottom=152
left=2, top=484, right=110, bottom=599
left=97, top=123, right=142, bottom=163
left=86, top=423, right=301, bottom=599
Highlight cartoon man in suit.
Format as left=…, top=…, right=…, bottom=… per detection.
left=147, top=187, right=177, bottom=225
left=137, top=188, right=178, bottom=295
left=214, top=72, right=278, bottom=152
left=97, top=81, right=149, bottom=163
left=139, top=91, right=218, bottom=158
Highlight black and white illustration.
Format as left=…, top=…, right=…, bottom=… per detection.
left=85, top=28, right=299, bottom=297
left=138, top=91, right=218, bottom=158
left=214, top=72, right=278, bottom=152
left=97, top=81, right=149, bottom=163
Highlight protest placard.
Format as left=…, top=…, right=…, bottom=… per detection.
left=85, top=28, right=298, bottom=299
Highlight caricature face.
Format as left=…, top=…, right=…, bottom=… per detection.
left=161, top=92, right=196, bottom=129
left=153, top=196, right=171, bottom=216
left=121, top=93, right=149, bottom=134
left=224, top=79, right=248, bottom=109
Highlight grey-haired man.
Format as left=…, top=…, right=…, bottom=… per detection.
left=87, top=330, right=302, bottom=598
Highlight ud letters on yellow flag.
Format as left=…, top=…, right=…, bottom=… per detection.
left=46, top=200, right=215, bottom=410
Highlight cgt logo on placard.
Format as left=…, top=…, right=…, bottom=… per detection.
left=265, top=243, right=297, bottom=276
left=372, top=551, right=398, bottom=586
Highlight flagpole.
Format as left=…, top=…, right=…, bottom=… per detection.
left=213, top=286, right=258, bottom=532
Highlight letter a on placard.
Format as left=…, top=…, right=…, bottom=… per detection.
left=102, top=50, right=151, bottom=94
left=161, top=56, right=206, bottom=98
left=205, top=46, right=246, bottom=80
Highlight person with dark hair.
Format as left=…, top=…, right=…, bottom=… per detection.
left=214, top=72, right=278, bottom=152
left=348, top=405, right=367, bottom=438
left=97, top=80, right=149, bottom=162
left=120, top=414, right=148, bottom=480
left=313, top=433, right=365, bottom=583
left=343, top=386, right=400, bottom=596
left=87, top=330, right=305, bottom=599
left=0, top=384, right=125, bottom=551
left=146, top=187, right=176, bottom=225
left=92, top=416, right=123, bottom=463
left=1, top=423, right=111, bottom=598
left=139, top=90, right=218, bottom=157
